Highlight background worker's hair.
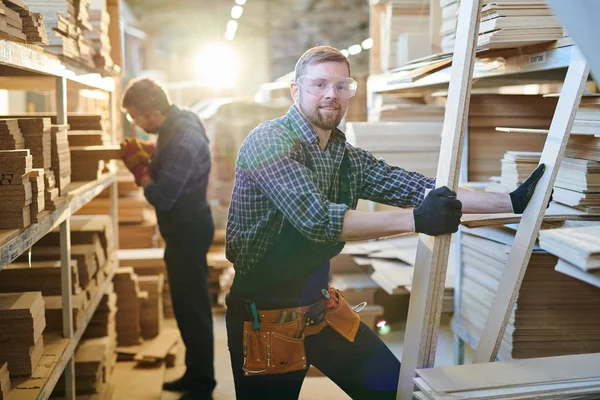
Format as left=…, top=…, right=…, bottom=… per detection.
left=294, top=46, right=351, bottom=80
left=121, top=77, right=172, bottom=115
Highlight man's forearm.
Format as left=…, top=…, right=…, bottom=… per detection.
left=339, top=209, right=415, bottom=242
left=458, top=188, right=512, bottom=214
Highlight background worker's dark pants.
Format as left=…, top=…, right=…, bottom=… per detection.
left=161, top=214, right=216, bottom=393
left=225, top=301, right=401, bottom=400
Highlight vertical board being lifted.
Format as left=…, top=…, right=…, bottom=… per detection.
left=474, top=48, right=590, bottom=363
left=398, top=0, right=481, bottom=398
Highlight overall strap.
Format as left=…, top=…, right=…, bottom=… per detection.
left=339, top=150, right=352, bottom=207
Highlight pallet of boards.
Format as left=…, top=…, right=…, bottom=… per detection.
left=477, top=0, right=564, bottom=50
left=414, top=352, right=600, bottom=399
left=0, top=292, right=45, bottom=378
left=0, top=149, right=33, bottom=229
left=457, top=226, right=600, bottom=360
left=69, top=145, right=120, bottom=181
left=113, top=267, right=144, bottom=346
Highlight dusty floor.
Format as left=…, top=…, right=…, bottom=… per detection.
left=114, top=313, right=473, bottom=400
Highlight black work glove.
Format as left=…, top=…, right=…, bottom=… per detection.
left=413, top=186, right=462, bottom=236
left=509, top=164, right=553, bottom=214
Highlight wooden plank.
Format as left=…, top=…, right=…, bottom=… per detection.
left=133, top=328, right=179, bottom=364
left=474, top=48, right=590, bottom=363
left=398, top=0, right=481, bottom=397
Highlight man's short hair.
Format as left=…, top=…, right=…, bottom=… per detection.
left=294, top=46, right=351, bottom=79
left=121, top=78, right=172, bottom=115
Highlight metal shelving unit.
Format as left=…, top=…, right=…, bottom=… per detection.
left=0, top=38, right=119, bottom=400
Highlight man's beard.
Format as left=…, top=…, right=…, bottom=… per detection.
left=298, top=92, right=344, bottom=131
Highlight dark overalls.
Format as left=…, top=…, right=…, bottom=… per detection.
left=226, top=153, right=400, bottom=399
left=151, top=124, right=216, bottom=394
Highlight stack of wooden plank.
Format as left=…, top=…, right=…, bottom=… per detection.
left=457, top=227, right=600, bottom=360
left=540, top=224, right=600, bottom=290
left=376, top=103, right=445, bottom=123
left=0, top=260, right=80, bottom=296
left=0, top=149, right=33, bottom=229
left=0, top=119, right=24, bottom=150
left=50, top=124, right=71, bottom=194
left=386, top=0, right=431, bottom=69
left=2, top=0, right=49, bottom=45
left=17, top=117, right=52, bottom=171
left=113, top=267, right=143, bottom=346
left=67, top=114, right=110, bottom=132
left=0, top=292, right=45, bottom=377
left=83, top=285, right=117, bottom=339
left=498, top=151, right=540, bottom=190
left=440, top=0, right=459, bottom=52
left=44, top=292, right=87, bottom=332
left=139, top=275, right=164, bottom=339
left=0, top=1, right=26, bottom=42
left=43, top=170, right=62, bottom=211
left=0, top=362, right=9, bottom=400
left=468, top=95, right=553, bottom=181
left=87, top=9, right=113, bottom=70
left=28, top=168, right=46, bottom=222
left=571, top=96, right=600, bottom=135
left=69, top=145, right=120, bottom=181
left=414, top=353, right=600, bottom=399
left=67, top=130, right=111, bottom=147
left=478, top=0, right=564, bottom=50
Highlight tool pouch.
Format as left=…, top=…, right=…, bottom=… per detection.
left=242, top=319, right=307, bottom=376
left=324, top=288, right=361, bottom=342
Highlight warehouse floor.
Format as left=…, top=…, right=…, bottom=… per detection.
left=113, top=313, right=472, bottom=399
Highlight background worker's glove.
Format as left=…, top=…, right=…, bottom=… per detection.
left=130, top=163, right=150, bottom=186
left=120, top=138, right=151, bottom=171
left=509, top=164, right=553, bottom=214
left=413, top=186, right=462, bottom=236
left=139, top=139, right=156, bottom=156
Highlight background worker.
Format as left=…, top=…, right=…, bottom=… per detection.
left=224, top=46, right=548, bottom=399
left=120, top=78, right=216, bottom=400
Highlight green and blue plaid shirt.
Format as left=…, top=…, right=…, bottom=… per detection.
left=226, top=105, right=436, bottom=275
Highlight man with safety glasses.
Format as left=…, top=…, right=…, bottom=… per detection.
left=225, top=46, right=548, bottom=399
left=120, top=78, right=216, bottom=400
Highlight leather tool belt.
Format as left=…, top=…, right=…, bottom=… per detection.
left=242, top=288, right=361, bottom=376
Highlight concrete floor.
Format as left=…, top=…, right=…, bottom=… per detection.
left=158, top=313, right=473, bottom=400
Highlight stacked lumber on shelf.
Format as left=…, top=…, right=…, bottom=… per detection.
left=386, top=0, right=431, bottom=69
left=113, top=267, right=143, bottom=346
left=478, top=1, right=564, bottom=50
left=28, top=168, right=47, bottom=222
left=87, top=9, right=113, bottom=70
left=69, top=145, right=120, bottom=181
left=0, top=149, right=33, bottom=229
left=50, top=124, right=71, bottom=194
left=414, top=353, right=600, bottom=399
left=138, top=275, right=164, bottom=339
left=0, top=362, right=9, bottom=400
left=0, top=292, right=45, bottom=377
left=540, top=224, right=600, bottom=290
left=43, top=291, right=87, bottom=332
left=0, top=1, right=27, bottom=42
left=456, top=227, right=600, bottom=360
left=17, top=117, right=52, bottom=171
left=2, top=1, right=49, bottom=45
left=440, top=0, right=459, bottom=52
left=468, top=95, right=553, bottom=181
left=0, top=260, right=80, bottom=296
left=83, top=285, right=117, bottom=339
left=571, top=96, right=600, bottom=135
left=0, top=119, right=24, bottom=150
left=67, top=130, right=111, bottom=147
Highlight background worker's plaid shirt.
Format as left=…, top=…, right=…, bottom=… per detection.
left=226, top=105, right=436, bottom=276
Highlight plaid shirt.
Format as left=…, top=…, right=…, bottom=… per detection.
left=226, top=105, right=435, bottom=275
left=144, top=106, right=211, bottom=211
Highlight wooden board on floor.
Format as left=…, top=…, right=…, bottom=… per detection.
left=474, top=48, right=590, bottom=364
left=134, top=328, right=179, bottom=364
left=398, top=0, right=481, bottom=397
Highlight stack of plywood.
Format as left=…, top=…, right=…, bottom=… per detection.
left=0, top=362, right=9, bottom=400
left=67, top=114, right=109, bottom=132
left=2, top=1, right=49, bottom=45
left=87, top=9, right=113, bottom=70
left=440, top=0, right=459, bottom=52
left=571, top=96, right=600, bottom=135
left=83, top=287, right=117, bottom=339
left=498, top=151, right=540, bottom=191
left=17, top=117, right=52, bottom=171
left=43, top=170, right=62, bottom=211
left=28, top=168, right=46, bottom=222
left=0, top=149, right=33, bottom=229
left=457, top=227, right=600, bottom=360
left=69, top=145, right=120, bottom=181
left=414, top=353, right=600, bottom=399
left=139, top=275, right=164, bottom=339
left=68, top=130, right=111, bottom=147
left=540, top=224, right=600, bottom=290
left=0, top=292, right=45, bottom=377
left=113, top=267, right=143, bottom=346
left=468, top=95, right=554, bottom=181
left=376, top=103, right=445, bottom=124
left=478, top=0, right=564, bottom=50
left=0, top=260, right=80, bottom=296
left=43, top=291, right=87, bottom=332
left=0, top=119, right=24, bottom=150
left=0, top=1, right=27, bottom=42
left=50, top=124, right=71, bottom=194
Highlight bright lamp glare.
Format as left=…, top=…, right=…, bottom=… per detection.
left=348, top=44, right=362, bottom=55
left=340, top=49, right=349, bottom=58
left=195, top=43, right=239, bottom=88
left=225, top=30, right=235, bottom=41
left=361, top=38, right=374, bottom=50
left=226, top=20, right=238, bottom=32
left=231, top=5, right=243, bottom=19
left=235, top=0, right=247, bottom=4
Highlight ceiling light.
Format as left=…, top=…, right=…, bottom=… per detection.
left=226, top=20, right=238, bottom=33
left=235, top=0, right=247, bottom=4
left=231, top=5, right=243, bottom=19
left=225, top=30, right=235, bottom=41
left=361, top=38, right=374, bottom=50
left=340, top=49, right=349, bottom=57
left=348, top=44, right=362, bottom=55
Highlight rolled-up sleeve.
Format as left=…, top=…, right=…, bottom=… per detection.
left=355, top=146, right=436, bottom=208
left=239, top=125, right=348, bottom=243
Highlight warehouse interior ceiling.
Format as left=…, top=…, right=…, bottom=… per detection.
left=124, top=0, right=370, bottom=82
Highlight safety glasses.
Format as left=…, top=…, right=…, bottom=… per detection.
left=296, top=75, right=358, bottom=99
